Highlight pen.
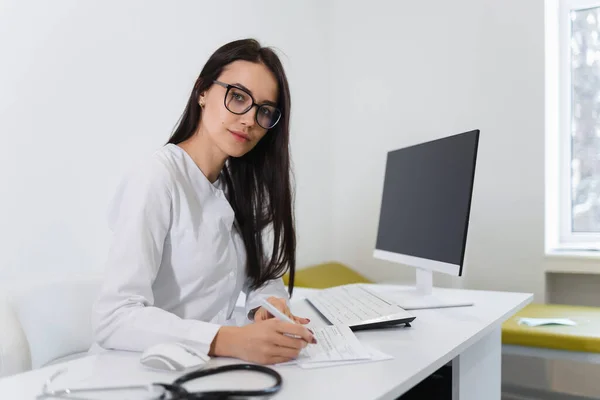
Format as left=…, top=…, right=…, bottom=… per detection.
left=259, top=299, right=316, bottom=341
left=259, top=299, right=297, bottom=324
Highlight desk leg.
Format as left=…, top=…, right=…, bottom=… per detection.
left=452, top=327, right=501, bottom=400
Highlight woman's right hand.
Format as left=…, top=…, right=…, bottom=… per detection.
left=211, top=319, right=317, bottom=364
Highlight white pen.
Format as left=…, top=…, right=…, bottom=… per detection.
left=259, top=299, right=315, bottom=342
left=259, top=299, right=297, bottom=324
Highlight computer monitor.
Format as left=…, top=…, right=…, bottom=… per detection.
left=373, top=129, right=480, bottom=309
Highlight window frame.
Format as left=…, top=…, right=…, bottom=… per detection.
left=556, top=0, right=600, bottom=249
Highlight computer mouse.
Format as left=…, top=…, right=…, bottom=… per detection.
left=140, top=342, right=210, bottom=372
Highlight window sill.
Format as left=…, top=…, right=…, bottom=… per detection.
left=545, top=249, right=600, bottom=275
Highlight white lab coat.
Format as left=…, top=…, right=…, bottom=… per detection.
left=90, top=144, right=289, bottom=356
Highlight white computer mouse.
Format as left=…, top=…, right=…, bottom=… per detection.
left=140, top=342, right=210, bottom=372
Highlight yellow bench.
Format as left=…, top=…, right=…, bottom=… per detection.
left=502, top=303, right=600, bottom=363
left=283, top=262, right=372, bottom=289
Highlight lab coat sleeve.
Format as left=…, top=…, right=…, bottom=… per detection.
left=91, top=158, right=221, bottom=354
left=243, top=276, right=290, bottom=319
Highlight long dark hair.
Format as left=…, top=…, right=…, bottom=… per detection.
left=167, top=39, right=295, bottom=295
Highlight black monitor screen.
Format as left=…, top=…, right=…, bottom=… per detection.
left=375, top=129, right=479, bottom=273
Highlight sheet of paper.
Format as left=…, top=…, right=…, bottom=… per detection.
left=297, top=325, right=370, bottom=364
left=276, top=325, right=370, bottom=366
left=518, top=317, right=577, bottom=327
left=299, top=345, right=393, bottom=369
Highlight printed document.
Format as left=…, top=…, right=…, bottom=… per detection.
left=275, top=325, right=371, bottom=367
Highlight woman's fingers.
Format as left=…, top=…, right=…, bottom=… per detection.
left=253, top=298, right=312, bottom=328
left=271, top=331, right=307, bottom=350
left=267, top=297, right=291, bottom=316
left=268, top=343, right=302, bottom=360
left=266, top=297, right=311, bottom=323
left=293, top=315, right=310, bottom=324
left=275, top=321, right=316, bottom=344
left=253, top=308, right=269, bottom=321
left=236, top=319, right=319, bottom=365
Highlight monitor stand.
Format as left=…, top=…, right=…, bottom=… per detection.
left=384, top=269, right=474, bottom=310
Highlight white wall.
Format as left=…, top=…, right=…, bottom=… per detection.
left=0, top=0, right=332, bottom=284
left=329, top=0, right=550, bottom=301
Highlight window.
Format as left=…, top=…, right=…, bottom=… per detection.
left=553, top=0, right=600, bottom=249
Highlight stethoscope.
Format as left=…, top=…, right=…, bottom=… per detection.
left=38, top=364, right=282, bottom=400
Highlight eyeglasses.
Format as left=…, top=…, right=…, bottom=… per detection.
left=213, top=80, right=282, bottom=130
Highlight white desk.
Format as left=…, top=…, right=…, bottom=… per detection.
left=0, top=284, right=531, bottom=399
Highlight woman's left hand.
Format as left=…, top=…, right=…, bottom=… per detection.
left=253, top=296, right=310, bottom=324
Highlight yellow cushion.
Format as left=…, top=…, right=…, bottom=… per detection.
left=282, top=262, right=372, bottom=289
left=502, top=303, right=600, bottom=353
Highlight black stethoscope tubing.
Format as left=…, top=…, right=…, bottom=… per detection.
left=155, top=364, right=282, bottom=399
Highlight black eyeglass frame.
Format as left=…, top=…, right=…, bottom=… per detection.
left=213, top=80, right=282, bottom=129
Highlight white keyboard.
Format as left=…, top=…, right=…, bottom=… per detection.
left=306, top=284, right=415, bottom=329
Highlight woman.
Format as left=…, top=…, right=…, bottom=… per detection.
left=91, top=38, right=315, bottom=365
